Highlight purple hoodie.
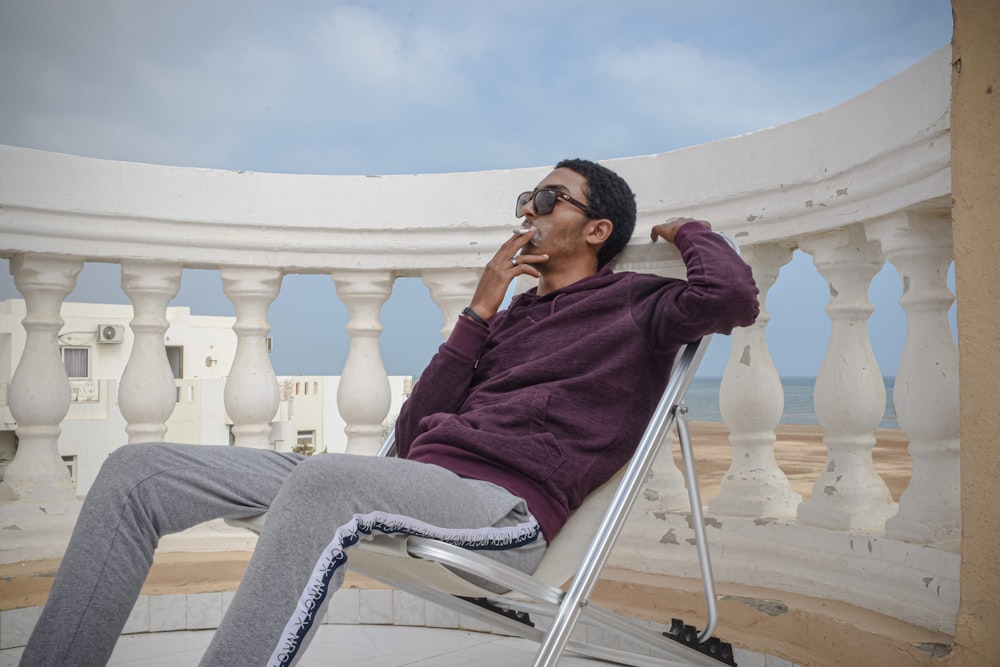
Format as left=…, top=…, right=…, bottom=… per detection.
left=395, top=223, right=759, bottom=540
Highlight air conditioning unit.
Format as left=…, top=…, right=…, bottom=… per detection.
left=97, top=324, right=125, bottom=344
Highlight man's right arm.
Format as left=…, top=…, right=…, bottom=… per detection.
left=393, top=315, right=487, bottom=457
left=395, top=227, right=545, bottom=456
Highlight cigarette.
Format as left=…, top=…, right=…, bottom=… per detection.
left=513, top=228, right=532, bottom=235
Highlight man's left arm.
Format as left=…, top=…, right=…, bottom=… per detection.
left=645, top=219, right=760, bottom=342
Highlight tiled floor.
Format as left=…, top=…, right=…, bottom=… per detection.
left=0, top=625, right=628, bottom=666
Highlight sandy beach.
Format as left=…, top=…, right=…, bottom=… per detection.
left=679, top=421, right=911, bottom=502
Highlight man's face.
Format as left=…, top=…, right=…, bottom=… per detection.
left=518, top=167, right=595, bottom=262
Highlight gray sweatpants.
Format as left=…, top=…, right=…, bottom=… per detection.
left=21, top=442, right=546, bottom=666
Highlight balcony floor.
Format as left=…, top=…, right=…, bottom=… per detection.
left=1, top=625, right=632, bottom=666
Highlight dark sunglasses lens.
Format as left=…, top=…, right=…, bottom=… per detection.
left=515, top=189, right=559, bottom=217
left=515, top=192, right=531, bottom=217
left=534, top=190, right=557, bottom=215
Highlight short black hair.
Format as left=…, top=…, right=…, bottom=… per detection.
left=555, top=158, right=637, bottom=268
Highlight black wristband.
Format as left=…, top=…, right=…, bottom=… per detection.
left=461, top=306, right=490, bottom=328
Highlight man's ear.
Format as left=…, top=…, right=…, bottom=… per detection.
left=586, top=218, right=613, bottom=247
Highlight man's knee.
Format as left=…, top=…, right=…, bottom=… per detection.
left=275, top=453, right=386, bottom=510
left=97, top=442, right=173, bottom=488
left=282, top=453, right=342, bottom=490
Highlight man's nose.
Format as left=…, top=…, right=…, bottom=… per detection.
left=519, top=195, right=536, bottom=219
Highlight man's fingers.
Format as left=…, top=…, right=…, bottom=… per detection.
left=512, top=252, right=547, bottom=266
left=650, top=218, right=712, bottom=244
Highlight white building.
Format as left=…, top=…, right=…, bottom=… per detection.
left=0, top=298, right=411, bottom=496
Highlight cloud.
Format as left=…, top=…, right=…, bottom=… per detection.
left=0, top=2, right=302, bottom=168
left=582, top=0, right=952, bottom=154
left=591, top=40, right=829, bottom=150
left=0, top=2, right=515, bottom=173
left=309, top=5, right=486, bottom=113
left=0, top=1, right=951, bottom=177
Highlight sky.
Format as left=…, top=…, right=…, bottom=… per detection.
left=0, top=1, right=955, bottom=379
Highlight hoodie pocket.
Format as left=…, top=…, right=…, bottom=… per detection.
left=411, top=390, right=565, bottom=484
left=462, top=390, right=564, bottom=482
left=460, top=388, right=550, bottom=435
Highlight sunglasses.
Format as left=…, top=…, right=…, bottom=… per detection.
left=515, top=188, right=598, bottom=219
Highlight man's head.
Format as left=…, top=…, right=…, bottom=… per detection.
left=554, top=158, right=637, bottom=268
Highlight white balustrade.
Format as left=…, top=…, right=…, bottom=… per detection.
left=870, top=212, right=961, bottom=550
left=421, top=269, right=483, bottom=339
left=797, top=226, right=896, bottom=531
left=332, top=271, right=393, bottom=454
left=0, top=47, right=963, bottom=632
left=711, top=243, right=802, bottom=518
left=0, top=254, right=82, bottom=501
left=221, top=267, right=283, bottom=449
left=119, top=261, right=183, bottom=444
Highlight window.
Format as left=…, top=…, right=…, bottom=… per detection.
left=166, top=346, right=183, bottom=379
left=62, top=455, right=77, bottom=483
left=294, top=430, right=317, bottom=456
left=61, top=348, right=89, bottom=378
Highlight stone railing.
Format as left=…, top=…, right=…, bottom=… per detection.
left=0, top=47, right=957, bottom=636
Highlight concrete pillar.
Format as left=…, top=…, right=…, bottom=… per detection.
left=797, top=226, right=896, bottom=531
left=1, top=254, right=83, bottom=501
left=712, top=243, right=801, bottom=518
left=332, top=271, right=393, bottom=455
left=119, top=260, right=183, bottom=444
left=221, top=267, right=283, bottom=449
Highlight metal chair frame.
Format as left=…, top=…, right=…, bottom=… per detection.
left=349, top=335, right=733, bottom=667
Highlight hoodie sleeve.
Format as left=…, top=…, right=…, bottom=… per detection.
left=393, top=315, right=489, bottom=458
left=638, top=222, right=760, bottom=344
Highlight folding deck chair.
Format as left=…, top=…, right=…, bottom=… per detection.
left=350, top=335, right=734, bottom=667
left=230, top=334, right=735, bottom=666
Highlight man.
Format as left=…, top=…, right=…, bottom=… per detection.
left=22, top=158, right=758, bottom=666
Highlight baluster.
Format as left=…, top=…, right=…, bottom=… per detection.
left=119, top=261, right=182, bottom=444
left=0, top=254, right=82, bottom=501
left=797, top=226, right=896, bottom=531
left=221, top=267, right=282, bottom=449
left=870, top=212, right=960, bottom=549
left=331, top=271, right=393, bottom=455
left=640, top=431, right=692, bottom=513
left=711, top=243, right=802, bottom=517
left=421, top=268, right=482, bottom=339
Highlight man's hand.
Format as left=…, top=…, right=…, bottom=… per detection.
left=467, top=227, right=549, bottom=322
left=650, top=217, right=712, bottom=244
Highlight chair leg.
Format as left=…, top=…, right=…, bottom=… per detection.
left=676, top=407, right=720, bottom=642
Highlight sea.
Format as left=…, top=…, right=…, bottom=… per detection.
left=682, top=376, right=899, bottom=430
